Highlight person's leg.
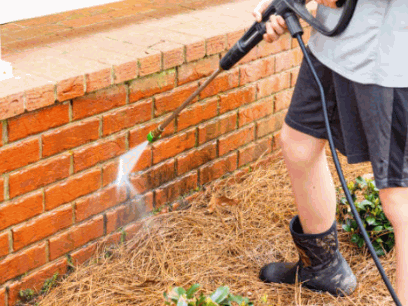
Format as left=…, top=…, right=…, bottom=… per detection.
left=260, top=121, right=356, bottom=296
left=379, top=187, right=408, bottom=305
left=280, top=121, right=337, bottom=234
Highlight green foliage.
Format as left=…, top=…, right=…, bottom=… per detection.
left=120, top=227, right=127, bottom=244
left=19, top=289, right=35, bottom=302
left=337, top=176, right=394, bottom=256
left=41, top=272, right=59, bottom=295
left=163, top=284, right=254, bottom=306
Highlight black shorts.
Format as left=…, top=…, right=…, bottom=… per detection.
left=285, top=46, right=408, bottom=190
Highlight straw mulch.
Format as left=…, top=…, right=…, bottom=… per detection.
left=37, top=145, right=396, bottom=306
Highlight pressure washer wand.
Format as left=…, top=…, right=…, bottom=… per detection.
left=147, top=68, right=222, bottom=142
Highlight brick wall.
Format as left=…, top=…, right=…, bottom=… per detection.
left=0, top=16, right=313, bottom=305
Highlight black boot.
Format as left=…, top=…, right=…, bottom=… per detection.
left=259, top=215, right=357, bottom=297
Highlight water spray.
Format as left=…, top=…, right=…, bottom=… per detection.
left=118, top=1, right=402, bottom=304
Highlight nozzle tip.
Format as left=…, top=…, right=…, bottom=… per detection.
left=147, top=131, right=154, bottom=143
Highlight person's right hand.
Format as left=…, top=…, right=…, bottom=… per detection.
left=253, top=0, right=287, bottom=44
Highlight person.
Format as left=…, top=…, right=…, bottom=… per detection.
left=253, top=0, right=408, bottom=303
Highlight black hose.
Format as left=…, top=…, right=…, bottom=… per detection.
left=295, top=33, right=402, bottom=306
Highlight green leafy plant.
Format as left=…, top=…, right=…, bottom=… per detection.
left=41, top=272, right=59, bottom=294
left=19, top=289, right=35, bottom=302
left=337, top=176, right=394, bottom=256
left=163, top=284, right=254, bottom=306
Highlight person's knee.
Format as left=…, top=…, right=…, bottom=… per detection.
left=379, top=187, right=408, bottom=226
left=279, top=122, right=326, bottom=165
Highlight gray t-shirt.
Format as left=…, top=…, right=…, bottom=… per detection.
left=307, top=0, right=408, bottom=88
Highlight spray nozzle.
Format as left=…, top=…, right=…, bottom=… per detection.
left=147, top=127, right=163, bottom=143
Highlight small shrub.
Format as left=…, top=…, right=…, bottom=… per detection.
left=337, top=176, right=394, bottom=256
left=41, top=272, right=59, bottom=295
left=164, top=284, right=253, bottom=306
left=19, top=289, right=35, bottom=302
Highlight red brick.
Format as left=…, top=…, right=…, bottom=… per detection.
left=275, top=89, right=294, bottom=113
left=152, top=42, right=184, bottom=70
left=199, top=153, right=237, bottom=185
left=106, top=199, right=151, bottom=234
left=70, top=242, right=97, bottom=267
left=86, top=68, right=112, bottom=93
left=0, top=287, right=5, bottom=306
left=239, top=56, right=275, bottom=85
left=0, top=232, right=8, bottom=258
left=25, top=84, right=55, bottom=112
left=13, top=205, right=72, bottom=251
left=199, top=68, right=239, bottom=99
left=9, top=153, right=70, bottom=199
left=257, top=33, right=291, bottom=58
left=0, top=138, right=39, bottom=175
left=219, top=124, right=255, bottom=156
left=73, top=135, right=126, bottom=172
left=45, top=168, right=101, bottom=211
left=239, top=97, right=274, bottom=127
left=273, top=130, right=282, bottom=151
left=0, top=93, right=24, bottom=120
left=129, top=121, right=175, bottom=147
left=177, top=55, right=219, bottom=85
left=42, top=118, right=100, bottom=157
left=257, top=71, right=291, bottom=99
left=0, top=191, right=43, bottom=231
left=49, top=216, right=103, bottom=260
left=8, top=258, right=67, bottom=306
left=238, top=138, right=271, bottom=167
left=0, top=178, right=3, bottom=202
left=138, top=52, right=162, bottom=77
left=291, top=67, right=300, bottom=87
left=198, top=112, right=237, bottom=145
left=57, top=76, right=85, bottom=102
left=72, top=85, right=127, bottom=120
left=257, top=112, right=286, bottom=138
left=102, top=160, right=119, bottom=187
left=129, top=69, right=175, bottom=102
left=131, top=159, right=176, bottom=194
left=0, top=242, right=47, bottom=283
left=275, top=48, right=303, bottom=73
left=152, top=128, right=196, bottom=164
left=155, top=171, right=198, bottom=207
left=123, top=221, right=143, bottom=241
left=177, top=141, right=217, bottom=175
left=75, top=185, right=127, bottom=222
left=186, top=40, right=206, bottom=62
left=178, top=97, right=218, bottom=131
left=206, top=35, right=226, bottom=55
left=8, top=103, right=69, bottom=142
left=154, top=83, right=199, bottom=116
left=219, top=86, right=256, bottom=115
left=102, top=99, right=152, bottom=136
left=0, top=124, right=2, bottom=147
left=114, top=60, right=138, bottom=84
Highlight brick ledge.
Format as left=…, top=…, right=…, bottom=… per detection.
left=0, top=0, right=317, bottom=121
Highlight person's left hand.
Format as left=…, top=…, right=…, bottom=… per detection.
left=314, top=0, right=338, bottom=9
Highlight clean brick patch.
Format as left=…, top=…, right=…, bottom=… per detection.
left=8, top=103, right=69, bottom=142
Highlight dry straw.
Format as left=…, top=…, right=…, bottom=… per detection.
left=38, top=145, right=396, bottom=306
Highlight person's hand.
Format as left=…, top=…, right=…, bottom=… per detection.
left=253, top=0, right=287, bottom=44
left=314, top=0, right=338, bottom=8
